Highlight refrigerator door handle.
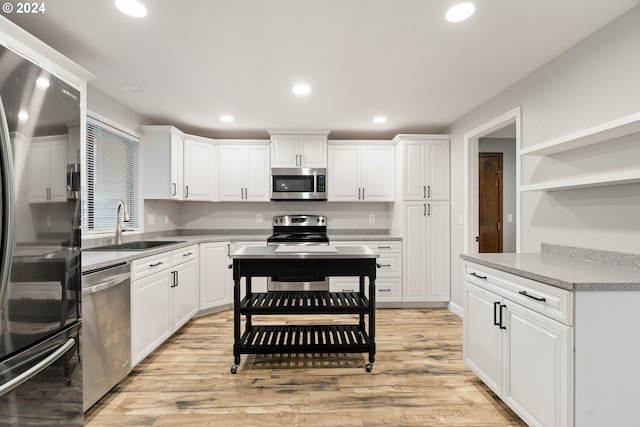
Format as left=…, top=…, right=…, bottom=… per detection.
left=0, top=337, right=75, bottom=397
left=0, top=95, right=16, bottom=313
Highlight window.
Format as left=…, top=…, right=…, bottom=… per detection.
left=83, top=117, right=139, bottom=231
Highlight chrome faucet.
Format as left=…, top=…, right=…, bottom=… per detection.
left=115, top=200, right=130, bottom=245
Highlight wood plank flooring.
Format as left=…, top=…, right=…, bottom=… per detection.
left=85, top=308, right=525, bottom=426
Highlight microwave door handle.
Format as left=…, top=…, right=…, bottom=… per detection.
left=0, top=96, right=16, bottom=313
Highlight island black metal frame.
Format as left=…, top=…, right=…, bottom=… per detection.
left=230, top=257, right=377, bottom=373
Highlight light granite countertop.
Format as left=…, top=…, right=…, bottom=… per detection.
left=82, top=233, right=401, bottom=273
left=461, top=244, right=640, bottom=291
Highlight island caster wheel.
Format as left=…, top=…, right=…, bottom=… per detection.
left=365, top=363, right=373, bottom=372
left=230, top=365, right=238, bottom=374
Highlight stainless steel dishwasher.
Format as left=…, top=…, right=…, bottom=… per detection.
left=81, top=263, right=131, bottom=412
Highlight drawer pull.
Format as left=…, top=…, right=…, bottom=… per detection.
left=519, top=291, right=546, bottom=302
left=379, top=288, right=391, bottom=292
left=343, top=288, right=355, bottom=292
left=182, top=252, right=193, bottom=256
left=149, top=261, right=163, bottom=267
left=470, top=272, right=487, bottom=279
left=376, top=263, right=391, bottom=268
left=377, top=246, right=391, bottom=249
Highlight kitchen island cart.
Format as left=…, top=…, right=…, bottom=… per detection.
left=230, top=245, right=378, bottom=373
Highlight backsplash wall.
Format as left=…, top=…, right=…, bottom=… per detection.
left=176, top=201, right=393, bottom=231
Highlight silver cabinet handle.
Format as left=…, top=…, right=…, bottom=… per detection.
left=0, top=337, right=75, bottom=396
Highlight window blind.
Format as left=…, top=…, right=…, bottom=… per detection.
left=83, top=117, right=139, bottom=231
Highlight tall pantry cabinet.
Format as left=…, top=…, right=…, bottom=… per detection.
left=391, top=135, right=451, bottom=303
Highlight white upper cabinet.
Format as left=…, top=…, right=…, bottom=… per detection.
left=142, top=126, right=218, bottom=201
left=28, top=135, right=68, bottom=203
left=270, top=132, right=328, bottom=168
left=183, top=139, right=218, bottom=201
left=327, top=143, right=395, bottom=202
left=219, top=143, right=270, bottom=201
left=395, top=136, right=450, bottom=201
left=142, top=126, right=184, bottom=200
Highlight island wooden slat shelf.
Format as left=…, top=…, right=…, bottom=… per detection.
left=230, top=245, right=378, bottom=373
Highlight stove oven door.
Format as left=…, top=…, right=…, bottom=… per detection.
left=267, top=275, right=330, bottom=292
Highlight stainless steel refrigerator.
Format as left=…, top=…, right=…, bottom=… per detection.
left=0, top=45, right=82, bottom=425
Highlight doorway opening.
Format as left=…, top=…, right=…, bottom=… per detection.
left=464, top=107, right=521, bottom=254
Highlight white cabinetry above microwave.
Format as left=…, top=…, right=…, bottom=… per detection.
left=269, top=131, right=329, bottom=168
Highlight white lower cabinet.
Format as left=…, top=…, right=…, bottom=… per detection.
left=131, top=245, right=199, bottom=367
left=463, top=262, right=573, bottom=427
left=404, top=201, right=450, bottom=302
left=199, top=242, right=232, bottom=310
left=330, top=241, right=403, bottom=303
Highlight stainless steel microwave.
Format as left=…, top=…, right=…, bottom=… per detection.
left=271, top=168, right=327, bottom=201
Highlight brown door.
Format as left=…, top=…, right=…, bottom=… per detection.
left=479, top=153, right=503, bottom=253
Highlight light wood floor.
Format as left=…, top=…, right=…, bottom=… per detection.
left=85, top=308, right=525, bottom=426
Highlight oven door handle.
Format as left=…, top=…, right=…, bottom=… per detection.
left=0, top=337, right=75, bottom=397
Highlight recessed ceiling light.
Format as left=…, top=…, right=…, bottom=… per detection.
left=36, top=77, right=50, bottom=88
left=373, top=116, right=387, bottom=124
left=292, top=83, right=311, bottom=96
left=115, top=0, right=147, bottom=18
left=446, top=2, right=475, bottom=23
left=220, top=115, right=234, bottom=122
left=18, top=111, right=29, bottom=121
left=122, top=84, right=143, bottom=93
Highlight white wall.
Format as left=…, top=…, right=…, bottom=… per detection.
left=178, top=201, right=392, bottom=231
left=479, top=138, right=517, bottom=253
left=448, top=6, right=640, bottom=308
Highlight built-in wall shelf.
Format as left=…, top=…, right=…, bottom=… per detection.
left=520, top=170, right=640, bottom=192
left=520, top=111, right=640, bottom=156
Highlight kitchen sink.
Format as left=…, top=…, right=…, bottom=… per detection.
left=84, top=240, right=185, bottom=251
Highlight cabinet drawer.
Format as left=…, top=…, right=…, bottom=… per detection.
left=334, top=241, right=401, bottom=253
left=329, top=278, right=402, bottom=302
left=376, top=254, right=402, bottom=277
left=464, top=262, right=573, bottom=325
left=131, top=252, right=172, bottom=281
left=172, top=244, right=199, bottom=265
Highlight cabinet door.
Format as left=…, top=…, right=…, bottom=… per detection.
left=403, top=203, right=428, bottom=301
left=131, top=271, right=172, bottom=367
left=463, top=282, right=502, bottom=395
left=170, top=134, right=184, bottom=200
left=183, top=140, right=214, bottom=201
left=28, top=142, right=50, bottom=203
left=218, top=145, right=245, bottom=201
left=245, top=145, right=270, bottom=201
left=425, top=201, right=450, bottom=301
left=172, top=259, right=198, bottom=332
left=299, top=135, right=327, bottom=167
left=403, top=141, right=426, bottom=200
left=426, top=140, right=450, bottom=200
left=199, top=242, right=231, bottom=310
left=503, top=303, right=572, bottom=427
left=361, top=145, right=394, bottom=201
left=49, top=140, right=68, bottom=202
left=271, top=135, right=298, bottom=167
left=327, top=145, right=361, bottom=201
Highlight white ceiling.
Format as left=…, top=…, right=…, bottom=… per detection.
left=6, top=0, right=640, bottom=139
